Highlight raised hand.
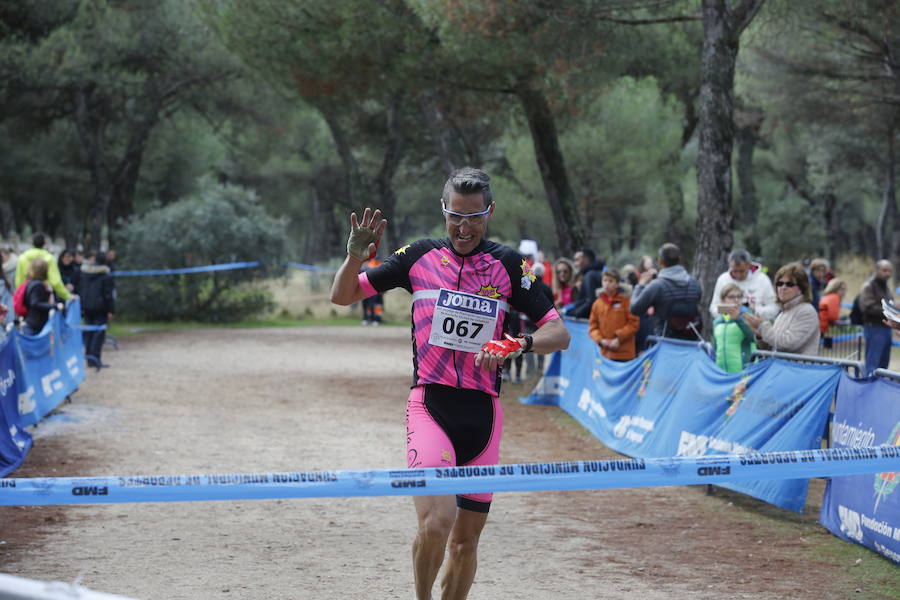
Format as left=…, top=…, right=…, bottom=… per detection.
left=347, top=208, right=387, bottom=261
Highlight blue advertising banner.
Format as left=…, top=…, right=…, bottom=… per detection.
left=522, top=320, right=841, bottom=511
left=820, top=373, right=900, bottom=564
left=14, top=299, right=85, bottom=427
left=0, top=335, right=30, bottom=477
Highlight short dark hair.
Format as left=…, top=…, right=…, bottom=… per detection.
left=576, top=248, right=596, bottom=262
left=441, top=167, right=492, bottom=208
left=728, top=249, right=751, bottom=265
left=84, top=250, right=97, bottom=261
left=32, top=233, right=46, bottom=248
left=95, top=252, right=107, bottom=266
left=658, top=243, right=681, bottom=266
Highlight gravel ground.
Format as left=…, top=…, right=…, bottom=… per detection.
left=0, top=325, right=896, bottom=599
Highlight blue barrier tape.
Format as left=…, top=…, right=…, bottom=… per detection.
left=283, top=262, right=337, bottom=273
left=1, top=447, right=897, bottom=506
left=113, top=261, right=263, bottom=276
left=827, top=332, right=862, bottom=343
left=76, top=324, right=107, bottom=331
left=113, top=261, right=337, bottom=277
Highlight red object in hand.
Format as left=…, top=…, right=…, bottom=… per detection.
left=480, top=334, right=525, bottom=359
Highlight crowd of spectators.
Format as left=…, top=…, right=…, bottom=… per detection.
left=526, top=241, right=898, bottom=378
left=0, top=233, right=116, bottom=370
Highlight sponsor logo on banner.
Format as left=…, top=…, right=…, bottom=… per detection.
left=0, top=368, right=15, bottom=396
left=637, top=358, right=653, bottom=398
left=725, top=375, right=750, bottom=418
left=873, top=421, right=900, bottom=513
left=66, top=355, right=80, bottom=377
left=41, top=369, right=63, bottom=397
left=577, top=388, right=606, bottom=419
left=838, top=505, right=864, bottom=542
left=18, top=386, right=35, bottom=415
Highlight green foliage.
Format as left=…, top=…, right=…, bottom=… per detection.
left=115, top=179, right=287, bottom=322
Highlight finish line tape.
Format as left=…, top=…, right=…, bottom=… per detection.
left=2, top=447, right=898, bottom=506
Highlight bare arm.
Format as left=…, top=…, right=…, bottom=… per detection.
left=531, top=316, right=570, bottom=354
left=330, top=255, right=368, bottom=306
left=330, top=208, right=386, bottom=306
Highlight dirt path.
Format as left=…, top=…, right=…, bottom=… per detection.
left=0, top=326, right=896, bottom=599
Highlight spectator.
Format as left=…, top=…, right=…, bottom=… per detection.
left=744, top=263, right=819, bottom=355
left=808, top=258, right=830, bottom=309
left=709, top=249, right=778, bottom=320
left=15, top=233, right=72, bottom=301
left=552, top=257, right=576, bottom=310
left=58, top=249, right=78, bottom=293
left=630, top=243, right=703, bottom=340
left=0, top=272, right=12, bottom=327
left=21, top=258, right=61, bottom=336
left=524, top=262, right=555, bottom=378
left=638, top=255, right=655, bottom=275
left=79, top=251, right=116, bottom=369
left=818, top=278, right=847, bottom=339
left=589, top=268, right=639, bottom=361
left=360, top=257, right=384, bottom=326
left=569, top=248, right=605, bottom=318
left=712, top=283, right=756, bottom=373
left=858, top=259, right=893, bottom=375
left=1, top=246, right=17, bottom=285
left=105, top=247, right=117, bottom=271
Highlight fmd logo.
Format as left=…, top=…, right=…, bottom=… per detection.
left=71, top=486, right=109, bottom=496
left=391, top=479, right=426, bottom=488
left=438, top=290, right=497, bottom=317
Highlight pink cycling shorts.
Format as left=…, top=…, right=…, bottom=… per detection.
left=406, top=384, right=504, bottom=513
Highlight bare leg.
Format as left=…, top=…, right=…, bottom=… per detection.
left=413, top=495, right=457, bottom=600
left=440, top=507, right=488, bottom=600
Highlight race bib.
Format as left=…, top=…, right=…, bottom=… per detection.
left=428, top=288, right=501, bottom=353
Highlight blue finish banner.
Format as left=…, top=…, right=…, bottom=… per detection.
left=0, top=336, right=30, bottom=477
left=820, top=373, right=900, bottom=564
left=13, top=299, right=86, bottom=427
left=522, top=321, right=841, bottom=511
left=1, top=448, right=896, bottom=506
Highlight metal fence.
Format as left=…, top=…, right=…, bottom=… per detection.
left=751, top=349, right=865, bottom=377
left=819, top=323, right=864, bottom=361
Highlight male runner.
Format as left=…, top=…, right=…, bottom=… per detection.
left=331, top=167, right=569, bottom=600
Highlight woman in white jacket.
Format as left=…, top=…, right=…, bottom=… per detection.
left=744, top=262, right=820, bottom=356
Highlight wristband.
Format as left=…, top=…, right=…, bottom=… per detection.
left=517, top=334, right=533, bottom=353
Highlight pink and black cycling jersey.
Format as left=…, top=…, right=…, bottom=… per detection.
left=358, top=238, right=560, bottom=395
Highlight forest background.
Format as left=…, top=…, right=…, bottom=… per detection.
left=1, top=0, right=898, bottom=321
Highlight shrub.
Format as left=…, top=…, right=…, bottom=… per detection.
left=115, top=179, right=287, bottom=322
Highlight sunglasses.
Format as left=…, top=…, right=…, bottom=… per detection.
left=441, top=200, right=491, bottom=226
left=775, top=281, right=797, bottom=288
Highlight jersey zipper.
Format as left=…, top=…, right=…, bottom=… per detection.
left=453, top=255, right=465, bottom=387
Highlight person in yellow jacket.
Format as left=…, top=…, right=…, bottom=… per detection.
left=14, top=233, right=73, bottom=301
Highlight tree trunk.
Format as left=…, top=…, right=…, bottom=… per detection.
left=374, top=95, right=406, bottom=256
left=515, top=84, right=586, bottom=256
left=886, top=127, right=899, bottom=264
left=108, top=109, right=161, bottom=244
left=73, top=86, right=112, bottom=251
left=0, top=200, right=14, bottom=239
left=320, top=107, right=368, bottom=212
left=693, top=0, right=764, bottom=336
left=735, top=106, right=763, bottom=256
left=419, top=89, right=460, bottom=174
